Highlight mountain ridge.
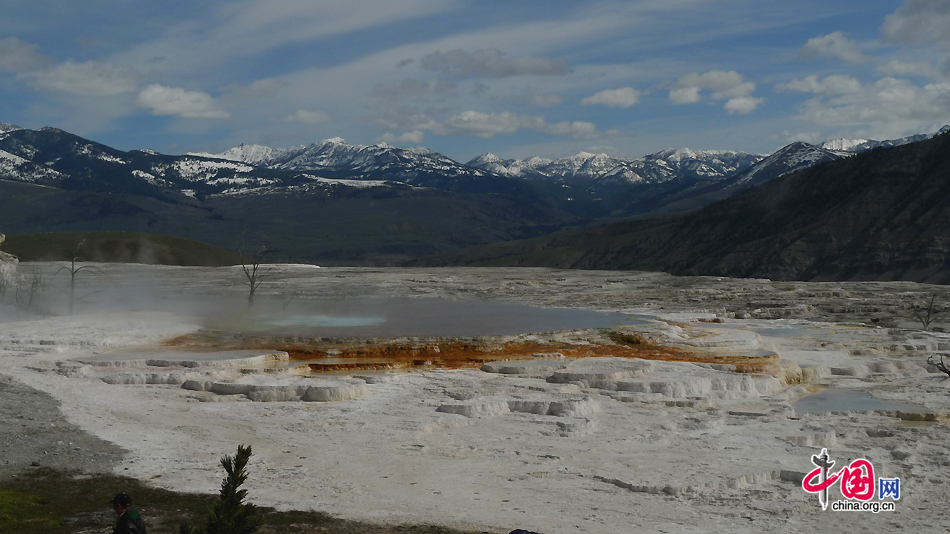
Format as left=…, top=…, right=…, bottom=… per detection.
left=3, top=121, right=950, bottom=271
left=418, top=129, right=950, bottom=283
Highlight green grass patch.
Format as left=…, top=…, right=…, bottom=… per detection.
left=0, top=489, right=64, bottom=530
left=0, top=469, right=493, bottom=534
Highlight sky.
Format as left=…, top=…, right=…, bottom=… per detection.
left=2, top=0, right=950, bottom=162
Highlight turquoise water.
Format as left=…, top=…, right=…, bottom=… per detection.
left=247, top=298, right=643, bottom=337
left=793, top=389, right=928, bottom=414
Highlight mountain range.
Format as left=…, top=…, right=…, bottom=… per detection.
left=1, top=120, right=948, bottom=273
left=423, top=129, right=950, bottom=283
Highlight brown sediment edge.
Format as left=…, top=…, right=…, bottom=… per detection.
left=164, top=328, right=780, bottom=375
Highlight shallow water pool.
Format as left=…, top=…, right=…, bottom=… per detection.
left=217, top=297, right=646, bottom=338
left=793, top=388, right=929, bottom=414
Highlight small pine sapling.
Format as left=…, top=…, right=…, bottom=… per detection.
left=180, top=444, right=265, bottom=534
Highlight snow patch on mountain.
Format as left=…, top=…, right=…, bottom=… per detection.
left=302, top=174, right=393, bottom=189
left=166, top=158, right=257, bottom=181
left=819, top=138, right=871, bottom=153
left=733, top=142, right=839, bottom=186
left=131, top=170, right=169, bottom=188
left=189, top=143, right=303, bottom=166
left=76, top=143, right=127, bottom=164
left=0, top=122, right=22, bottom=135
left=0, top=149, right=28, bottom=166
left=0, top=149, right=67, bottom=185
left=467, top=148, right=762, bottom=185
left=821, top=126, right=950, bottom=154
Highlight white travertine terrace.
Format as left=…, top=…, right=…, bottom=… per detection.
left=1, top=264, right=949, bottom=534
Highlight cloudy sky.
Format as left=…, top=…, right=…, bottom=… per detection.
left=2, top=0, right=949, bottom=162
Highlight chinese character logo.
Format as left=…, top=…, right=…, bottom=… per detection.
left=802, top=448, right=900, bottom=512
left=879, top=477, right=901, bottom=500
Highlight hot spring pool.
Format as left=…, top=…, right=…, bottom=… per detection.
left=793, top=388, right=929, bottom=414
left=218, top=298, right=645, bottom=337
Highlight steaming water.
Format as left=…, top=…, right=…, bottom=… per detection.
left=793, top=388, right=929, bottom=414
left=236, top=297, right=643, bottom=337
left=265, top=314, right=385, bottom=327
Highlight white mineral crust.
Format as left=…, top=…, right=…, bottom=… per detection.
left=1, top=264, right=948, bottom=534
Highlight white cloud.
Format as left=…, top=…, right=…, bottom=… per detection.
left=0, top=37, right=53, bottom=73
left=674, top=70, right=745, bottom=93
left=137, top=84, right=230, bottom=119
left=800, top=32, right=866, bottom=63
left=882, top=0, right=950, bottom=44
left=668, top=86, right=701, bottom=104
left=0, top=38, right=135, bottom=98
left=774, top=75, right=862, bottom=95
left=113, top=0, right=460, bottom=80
left=377, top=130, right=424, bottom=144
left=670, top=70, right=759, bottom=112
left=282, top=109, right=329, bottom=123
left=21, top=61, right=137, bottom=97
left=581, top=87, right=641, bottom=108
left=435, top=110, right=601, bottom=140
left=723, top=96, right=764, bottom=114
left=881, top=1, right=950, bottom=81
left=420, top=49, right=569, bottom=78
left=441, top=110, right=529, bottom=137
left=711, top=82, right=755, bottom=100
left=796, top=77, right=950, bottom=134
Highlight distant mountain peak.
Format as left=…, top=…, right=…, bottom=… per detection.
left=523, top=156, right=552, bottom=166
left=820, top=137, right=871, bottom=152
left=732, top=141, right=839, bottom=187
left=470, top=152, right=502, bottom=164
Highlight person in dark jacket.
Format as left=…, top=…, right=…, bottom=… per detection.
left=109, top=492, right=147, bottom=534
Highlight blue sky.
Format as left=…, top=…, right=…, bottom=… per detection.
left=2, top=0, right=949, bottom=162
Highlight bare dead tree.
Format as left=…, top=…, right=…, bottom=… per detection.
left=241, top=244, right=268, bottom=308
left=0, top=231, right=15, bottom=301
left=927, top=354, right=950, bottom=379
left=56, top=240, right=104, bottom=314
left=16, top=264, right=47, bottom=311
left=0, top=269, right=8, bottom=302
left=912, top=294, right=941, bottom=331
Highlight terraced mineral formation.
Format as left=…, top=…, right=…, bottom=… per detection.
left=2, top=264, right=949, bottom=534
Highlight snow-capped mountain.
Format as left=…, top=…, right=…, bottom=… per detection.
left=821, top=126, right=950, bottom=154
left=819, top=137, right=873, bottom=153
left=4, top=122, right=949, bottom=220
left=465, top=153, right=551, bottom=178
left=0, top=147, right=66, bottom=186
left=191, top=138, right=493, bottom=186
left=189, top=143, right=300, bottom=167
left=731, top=142, right=841, bottom=187
left=0, top=127, right=402, bottom=199
left=466, top=148, right=761, bottom=186
left=0, top=122, right=22, bottom=135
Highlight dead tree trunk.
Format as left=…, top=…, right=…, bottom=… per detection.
left=241, top=246, right=268, bottom=309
